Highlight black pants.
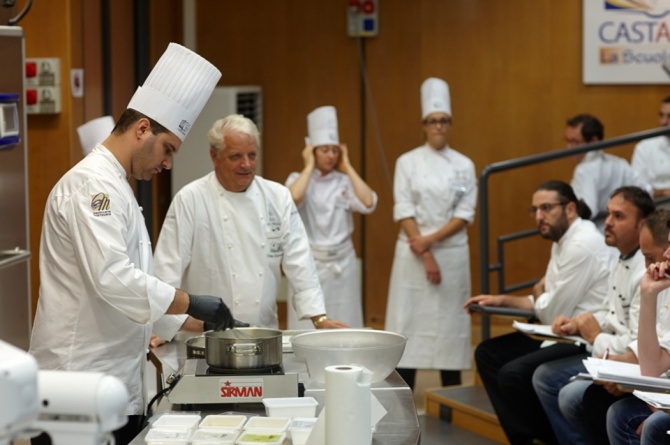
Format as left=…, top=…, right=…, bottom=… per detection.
left=475, top=332, right=584, bottom=445
left=582, top=383, right=632, bottom=445
left=31, top=415, right=145, bottom=445
left=396, top=368, right=462, bottom=389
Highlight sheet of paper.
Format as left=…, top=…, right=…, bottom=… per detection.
left=582, top=357, right=670, bottom=392
left=634, top=390, right=670, bottom=409
left=512, top=321, right=590, bottom=345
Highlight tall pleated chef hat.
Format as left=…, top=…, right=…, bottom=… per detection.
left=127, top=43, right=222, bottom=141
left=421, top=77, right=451, bottom=120
left=77, top=116, right=114, bottom=157
left=307, top=106, right=339, bottom=147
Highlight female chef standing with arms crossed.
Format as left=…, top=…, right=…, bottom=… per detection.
left=385, top=78, right=477, bottom=390
left=286, top=106, right=377, bottom=329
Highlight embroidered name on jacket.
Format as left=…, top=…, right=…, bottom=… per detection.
left=91, top=193, right=111, bottom=216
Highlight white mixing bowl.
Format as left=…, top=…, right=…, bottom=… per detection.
left=289, top=329, right=407, bottom=384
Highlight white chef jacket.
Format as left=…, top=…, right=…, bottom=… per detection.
left=590, top=248, right=644, bottom=357
left=631, top=136, right=670, bottom=191
left=29, top=144, right=176, bottom=416
left=529, top=218, right=614, bottom=325
left=571, top=151, right=651, bottom=219
left=153, top=173, right=326, bottom=331
left=385, top=144, right=477, bottom=370
left=286, top=170, right=377, bottom=246
left=284, top=170, right=377, bottom=328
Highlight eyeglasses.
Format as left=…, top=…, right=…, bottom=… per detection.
left=424, top=118, right=451, bottom=127
left=528, top=202, right=566, bottom=217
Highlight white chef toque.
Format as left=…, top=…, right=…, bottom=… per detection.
left=77, top=116, right=114, bottom=157
left=307, top=106, right=339, bottom=147
left=421, top=77, right=451, bottom=120
left=126, top=43, right=222, bottom=141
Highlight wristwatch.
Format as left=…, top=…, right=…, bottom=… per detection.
left=312, top=315, right=329, bottom=328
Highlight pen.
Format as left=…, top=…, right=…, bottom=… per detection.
left=603, top=348, right=610, bottom=360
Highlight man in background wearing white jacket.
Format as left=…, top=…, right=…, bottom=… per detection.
left=565, top=113, right=650, bottom=227
left=631, top=96, right=670, bottom=199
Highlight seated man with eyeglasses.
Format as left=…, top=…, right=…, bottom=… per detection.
left=464, top=180, right=616, bottom=445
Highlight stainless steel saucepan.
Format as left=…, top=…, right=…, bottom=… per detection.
left=204, top=327, right=282, bottom=370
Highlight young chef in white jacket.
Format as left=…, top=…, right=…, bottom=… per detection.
left=153, top=114, right=349, bottom=331
left=385, top=77, right=477, bottom=390
left=285, top=106, right=377, bottom=328
left=29, top=44, right=230, bottom=445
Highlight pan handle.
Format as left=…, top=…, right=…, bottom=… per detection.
left=227, top=343, right=261, bottom=356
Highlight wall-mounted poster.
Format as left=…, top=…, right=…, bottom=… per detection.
left=583, top=0, right=670, bottom=84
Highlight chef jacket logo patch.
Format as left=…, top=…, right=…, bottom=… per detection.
left=268, top=241, right=284, bottom=258
left=91, top=193, right=111, bottom=216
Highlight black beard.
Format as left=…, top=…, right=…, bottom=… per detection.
left=539, top=212, right=570, bottom=242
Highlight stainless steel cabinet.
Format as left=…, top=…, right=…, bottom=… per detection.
left=0, top=26, right=31, bottom=350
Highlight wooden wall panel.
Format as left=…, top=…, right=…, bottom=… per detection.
left=82, top=0, right=104, bottom=121
left=108, top=0, right=135, bottom=118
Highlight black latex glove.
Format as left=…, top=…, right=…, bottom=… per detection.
left=186, top=294, right=235, bottom=331
left=204, top=318, right=250, bottom=332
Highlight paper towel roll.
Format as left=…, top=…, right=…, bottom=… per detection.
left=325, top=365, right=372, bottom=445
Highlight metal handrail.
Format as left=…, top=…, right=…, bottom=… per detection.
left=0, top=249, right=30, bottom=271
left=495, top=228, right=540, bottom=294
left=478, top=126, right=670, bottom=340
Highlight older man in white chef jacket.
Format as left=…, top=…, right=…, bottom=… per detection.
left=29, top=44, right=227, bottom=445
left=385, top=77, right=477, bottom=391
left=153, top=114, right=348, bottom=332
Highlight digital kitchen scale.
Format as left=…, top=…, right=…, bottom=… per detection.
left=166, top=359, right=299, bottom=405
